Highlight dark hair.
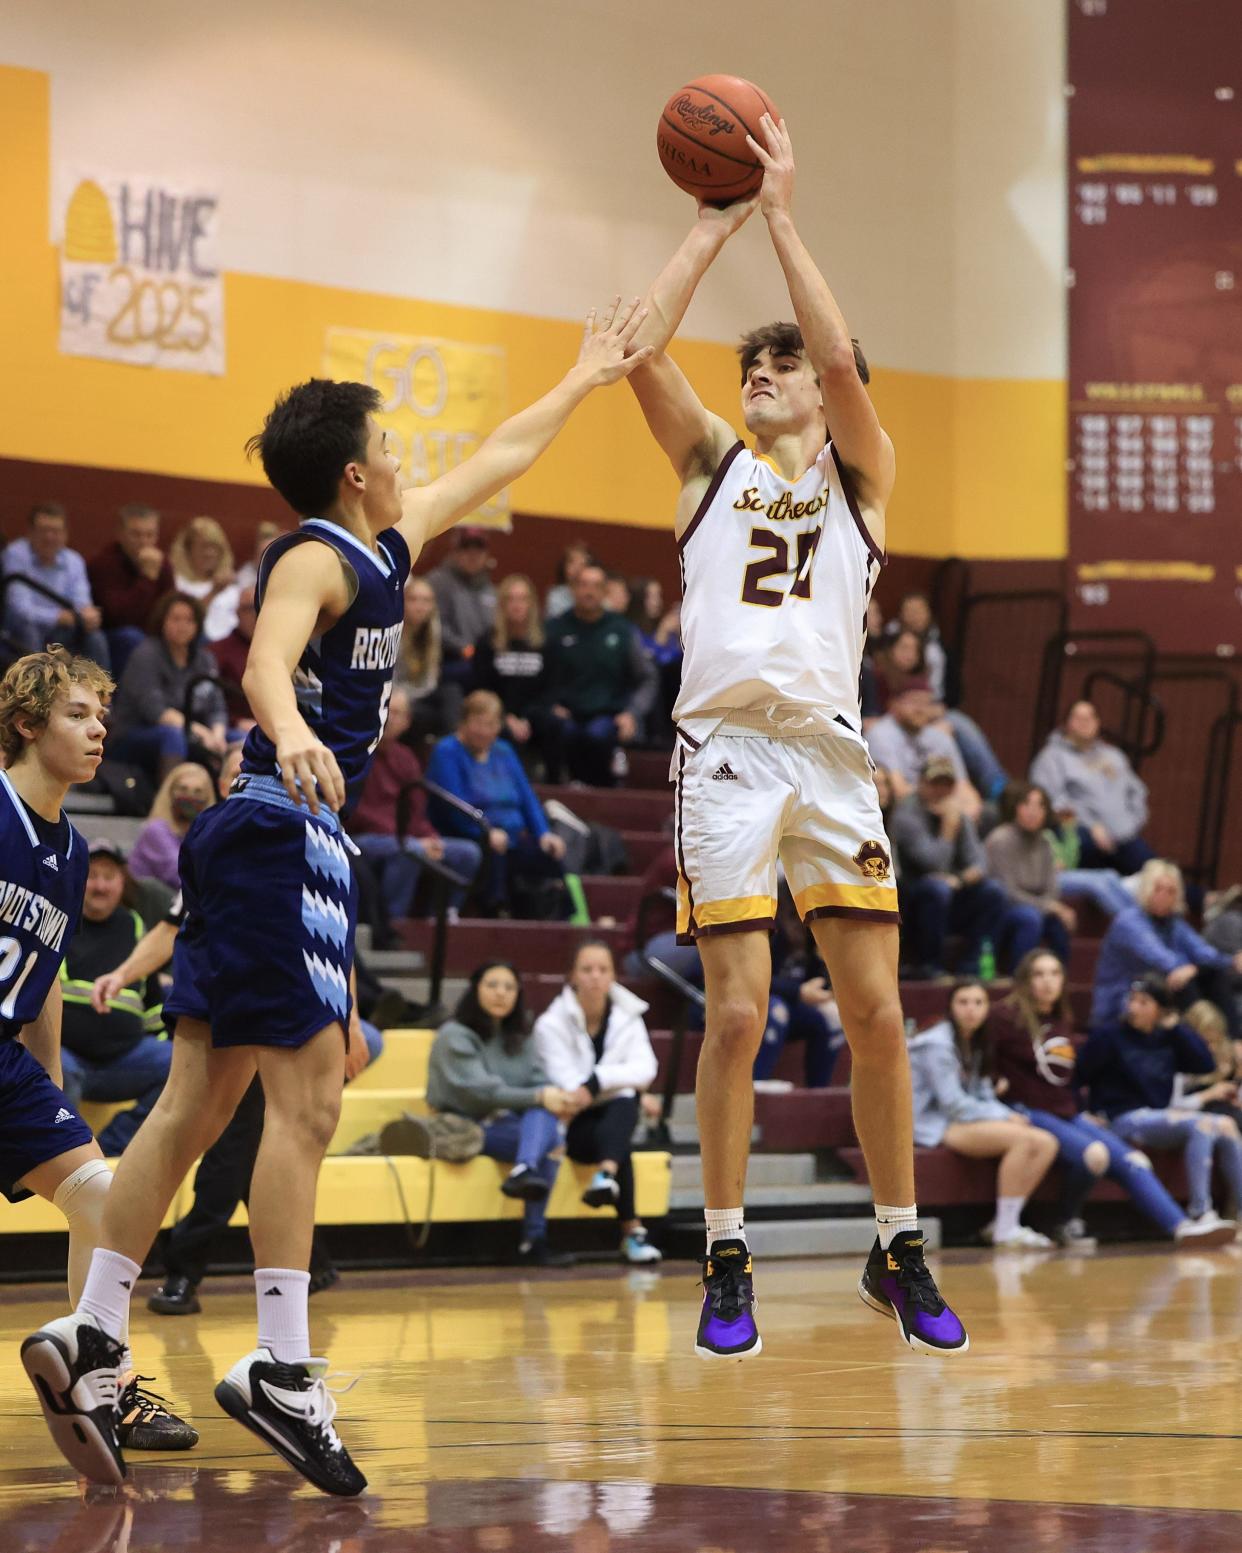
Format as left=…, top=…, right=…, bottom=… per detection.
left=29, top=501, right=66, bottom=525
left=946, top=977, right=991, bottom=1078
left=626, top=575, right=661, bottom=633
left=555, top=539, right=594, bottom=585
left=149, top=589, right=205, bottom=641
left=569, top=937, right=616, bottom=977
left=453, top=960, right=529, bottom=1055
left=737, top=322, right=870, bottom=386
left=245, top=378, right=382, bottom=518
left=118, top=502, right=159, bottom=526
left=999, top=781, right=1052, bottom=827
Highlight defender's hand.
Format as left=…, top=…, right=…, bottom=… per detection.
left=574, top=298, right=655, bottom=387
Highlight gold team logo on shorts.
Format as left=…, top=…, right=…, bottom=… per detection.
left=853, top=839, right=892, bottom=882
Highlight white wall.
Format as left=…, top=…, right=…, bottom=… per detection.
left=2, top=0, right=1065, bottom=378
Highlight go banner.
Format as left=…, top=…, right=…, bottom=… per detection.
left=57, top=170, right=224, bottom=375
left=323, top=328, right=510, bottom=529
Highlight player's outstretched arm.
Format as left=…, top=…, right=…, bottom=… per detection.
left=242, top=541, right=354, bottom=815
left=626, top=200, right=756, bottom=481
left=90, top=920, right=179, bottom=1014
left=397, top=299, right=653, bottom=553
left=749, top=114, right=895, bottom=515
left=19, top=978, right=64, bottom=1089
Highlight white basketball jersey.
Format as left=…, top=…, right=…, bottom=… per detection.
left=674, top=440, right=883, bottom=734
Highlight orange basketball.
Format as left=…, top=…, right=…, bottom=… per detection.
left=656, top=74, right=779, bottom=205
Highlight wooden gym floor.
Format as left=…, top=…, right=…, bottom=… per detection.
left=3, top=1246, right=1242, bottom=1551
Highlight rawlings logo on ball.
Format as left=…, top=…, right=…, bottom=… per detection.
left=853, top=840, right=892, bottom=882
left=670, top=95, right=736, bottom=137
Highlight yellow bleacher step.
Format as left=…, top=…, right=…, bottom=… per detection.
left=348, top=1027, right=435, bottom=1091
left=330, top=1087, right=431, bottom=1152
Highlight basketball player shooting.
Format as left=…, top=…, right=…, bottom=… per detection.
left=23, top=299, right=655, bottom=1496
left=627, top=113, right=967, bottom=1359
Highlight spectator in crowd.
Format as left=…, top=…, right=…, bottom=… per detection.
left=985, top=783, right=1077, bottom=964
left=534, top=940, right=663, bottom=1264
left=426, top=961, right=575, bottom=1267
left=908, top=979, right=1059, bottom=1248
left=58, top=840, right=171, bottom=1158
left=107, top=592, right=229, bottom=780
left=890, top=756, right=1008, bottom=978
left=1090, top=860, right=1242, bottom=1034
left=622, top=833, right=702, bottom=985
left=471, top=573, right=548, bottom=762
left=396, top=575, right=452, bottom=743
left=209, top=583, right=256, bottom=728
left=88, top=502, right=175, bottom=675
left=1044, top=799, right=1134, bottom=918
left=1173, top=999, right=1242, bottom=1131
left=602, top=571, right=631, bottom=616
left=1030, top=700, right=1154, bottom=875
left=428, top=526, right=496, bottom=698
left=3, top=501, right=109, bottom=665
left=127, top=762, right=215, bottom=891
left=426, top=690, right=567, bottom=917
left=1077, top=975, right=1242, bottom=1230
left=873, top=763, right=897, bottom=837
left=545, top=539, right=594, bottom=620
left=1204, top=886, right=1242, bottom=1034
left=988, top=950, right=1235, bottom=1249
left=755, top=889, right=845, bottom=1088
left=349, top=685, right=481, bottom=918
left=872, top=628, right=926, bottom=712
left=865, top=681, right=982, bottom=821
left=168, top=515, right=241, bottom=642
left=628, top=577, right=683, bottom=729
left=884, top=592, right=951, bottom=701
left=109, top=593, right=229, bottom=788
left=539, top=562, right=657, bottom=785
left=234, top=520, right=283, bottom=592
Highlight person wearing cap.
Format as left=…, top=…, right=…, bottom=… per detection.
left=1090, top=859, right=1242, bottom=1035
left=889, top=755, right=1008, bottom=978
left=864, top=679, right=983, bottom=822
left=426, top=526, right=497, bottom=697
left=1076, top=975, right=1242, bottom=1231
left=58, top=840, right=171, bottom=1157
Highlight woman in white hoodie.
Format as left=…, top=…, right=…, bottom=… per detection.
left=534, top=940, right=663, bottom=1265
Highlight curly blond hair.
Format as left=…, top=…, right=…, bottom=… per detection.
left=0, top=648, right=114, bottom=766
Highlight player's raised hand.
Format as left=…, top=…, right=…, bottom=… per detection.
left=745, top=113, right=795, bottom=219
left=576, top=297, right=656, bottom=386
left=276, top=728, right=346, bottom=815
left=696, top=191, right=760, bottom=236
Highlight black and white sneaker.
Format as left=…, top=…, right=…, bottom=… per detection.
left=117, top=1371, right=200, bottom=1450
left=22, top=1311, right=127, bottom=1484
left=214, top=1346, right=366, bottom=1497
left=501, top=1163, right=549, bottom=1202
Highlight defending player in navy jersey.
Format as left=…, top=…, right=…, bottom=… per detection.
left=624, top=117, right=966, bottom=1361
left=26, top=299, right=654, bottom=1494
left=1, top=649, right=195, bottom=1464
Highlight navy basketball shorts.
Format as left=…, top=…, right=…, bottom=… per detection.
left=0, top=1040, right=96, bottom=1202
left=163, top=792, right=358, bottom=1049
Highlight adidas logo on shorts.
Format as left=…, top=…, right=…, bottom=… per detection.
left=711, top=762, right=739, bottom=782
left=53, top=1107, right=73, bottom=1123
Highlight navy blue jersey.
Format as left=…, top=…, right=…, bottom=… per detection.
left=0, top=771, right=88, bottom=1044
left=241, top=519, right=412, bottom=817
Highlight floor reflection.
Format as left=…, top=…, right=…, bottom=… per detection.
left=6, top=1471, right=1242, bottom=1553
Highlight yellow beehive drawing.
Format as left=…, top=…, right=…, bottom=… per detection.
left=63, top=179, right=117, bottom=263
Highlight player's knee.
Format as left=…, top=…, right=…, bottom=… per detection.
left=52, top=1158, right=112, bottom=1236
left=1083, top=1140, right=1110, bottom=1176
left=1195, top=1117, right=1218, bottom=1136
left=707, top=996, right=766, bottom=1055
left=1031, top=1129, right=1059, bottom=1161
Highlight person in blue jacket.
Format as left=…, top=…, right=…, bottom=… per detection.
left=1090, top=860, right=1242, bottom=1034
left=426, top=689, right=568, bottom=916
left=1077, top=974, right=1242, bottom=1229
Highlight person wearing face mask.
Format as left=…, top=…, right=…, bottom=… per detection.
left=58, top=840, right=172, bottom=1158
left=126, top=762, right=216, bottom=891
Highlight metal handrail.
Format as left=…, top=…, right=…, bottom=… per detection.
left=1199, top=709, right=1242, bottom=889
left=1079, top=669, right=1164, bottom=764
left=635, top=885, right=705, bottom=1143
left=0, top=572, right=88, bottom=656
left=398, top=776, right=490, bottom=1016
left=1031, top=629, right=1157, bottom=765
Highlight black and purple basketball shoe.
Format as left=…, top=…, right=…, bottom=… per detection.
left=858, top=1230, right=969, bottom=1356
left=695, top=1239, right=762, bottom=1359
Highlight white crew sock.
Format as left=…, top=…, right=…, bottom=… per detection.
left=255, top=1268, right=312, bottom=1365
left=78, top=1247, right=140, bottom=1345
left=705, top=1207, right=746, bottom=1252
left=993, top=1196, right=1026, bottom=1241
left=874, top=1203, right=918, bottom=1250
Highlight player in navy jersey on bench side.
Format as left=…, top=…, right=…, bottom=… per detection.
left=25, top=299, right=654, bottom=1495
left=2, top=649, right=196, bottom=1461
